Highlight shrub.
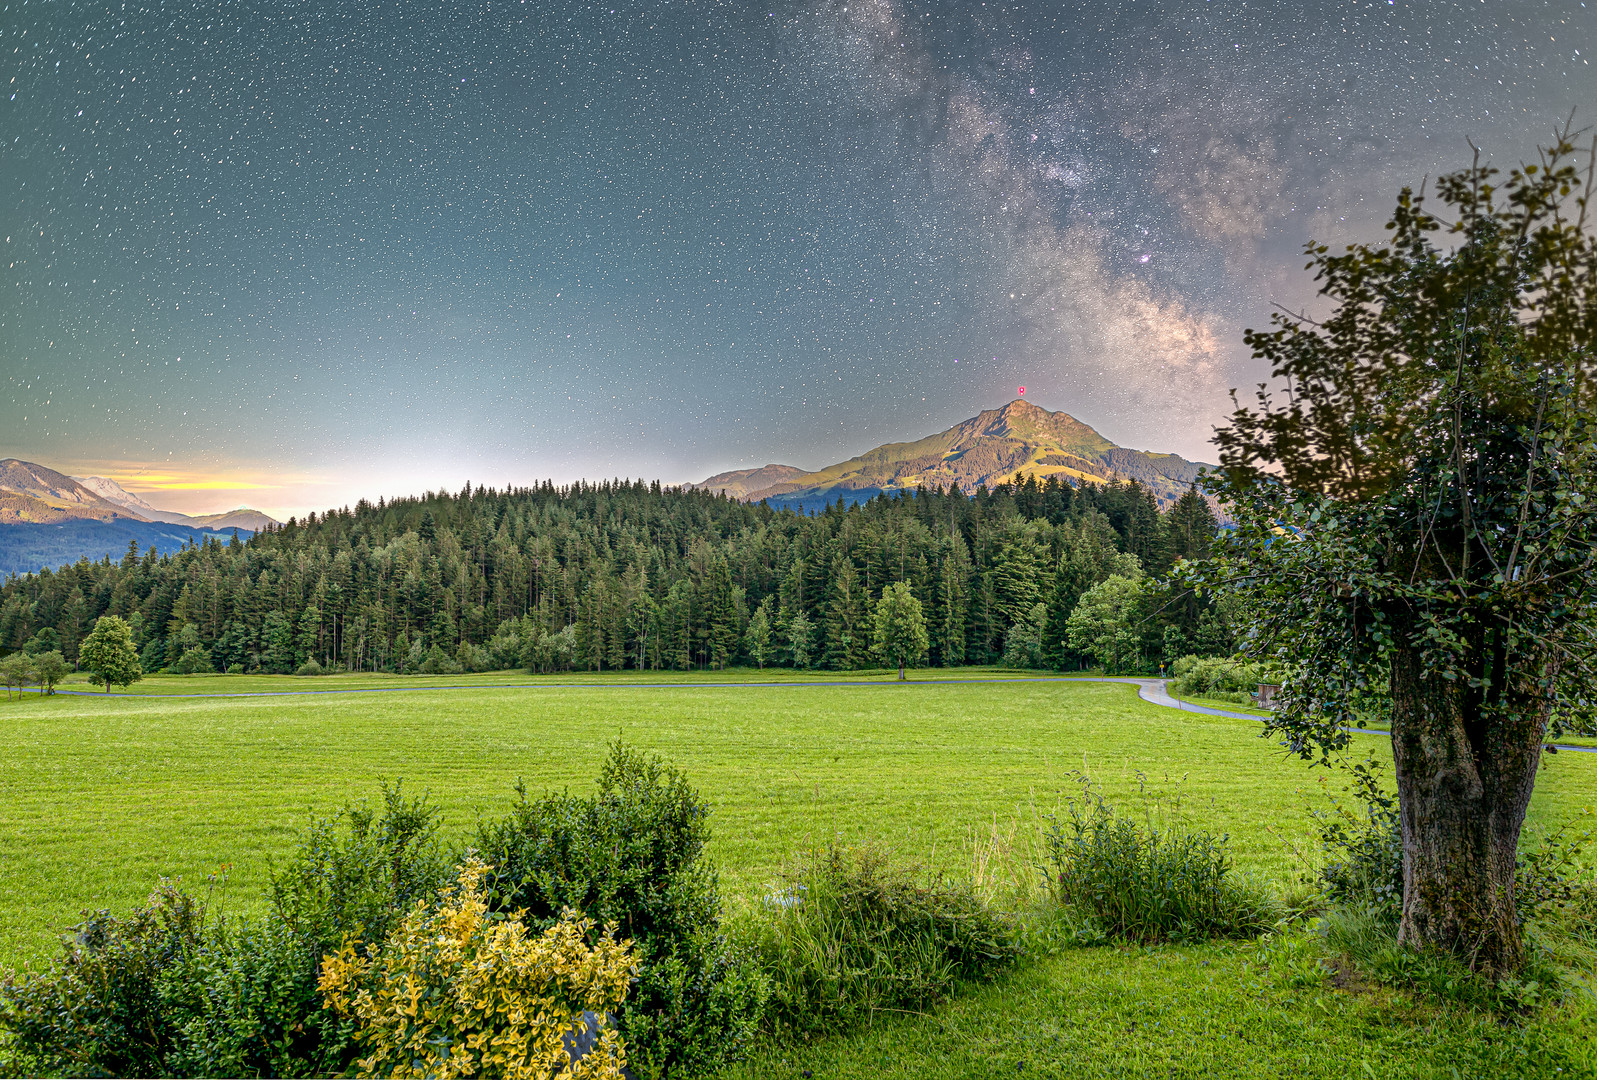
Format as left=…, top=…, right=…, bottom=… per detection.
left=167, top=912, right=340, bottom=1079
left=418, top=644, right=463, bottom=674
left=0, top=653, right=33, bottom=699
left=270, top=783, right=452, bottom=960
left=226, top=663, right=244, bottom=675
left=521, top=624, right=578, bottom=673
left=175, top=646, right=215, bottom=675
left=31, top=650, right=69, bottom=694
left=320, top=859, right=635, bottom=1080
left=181, top=784, right=457, bottom=1077
left=294, top=659, right=324, bottom=676
left=0, top=882, right=207, bottom=1077
left=476, top=741, right=767, bottom=1077
left=455, top=640, right=493, bottom=673
left=744, top=845, right=1020, bottom=1038
left=1042, top=779, right=1277, bottom=942
left=1168, top=654, right=1268, bottom=700
left=0, top=786, right=452, bottom=1078
left=1322, top=905, right=1564, bottom=1012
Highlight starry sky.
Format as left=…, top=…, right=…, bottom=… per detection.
left=3, top=0, right=1593, bottom=518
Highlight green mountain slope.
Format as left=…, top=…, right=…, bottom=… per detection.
left=699, top=400, right=1212, bottom=508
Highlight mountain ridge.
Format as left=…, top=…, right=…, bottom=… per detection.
left=0, top=459, right=279, bottom=574
left=72, top=474, right=278, bottom=533
left=0, top=460, right=143, bottom=524
left=694, top=401, right=1213, bottom=509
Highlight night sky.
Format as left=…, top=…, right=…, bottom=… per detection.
left=3, top=1, right=1593, bottom=517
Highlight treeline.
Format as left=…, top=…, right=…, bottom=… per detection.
left=0, top=474, right=1227, bottom=676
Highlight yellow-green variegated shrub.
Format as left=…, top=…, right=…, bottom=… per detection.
left=319, top=859, right=636, bottom=1079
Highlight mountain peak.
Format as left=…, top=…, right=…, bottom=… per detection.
left=697, top=402, right=1212, bottom=509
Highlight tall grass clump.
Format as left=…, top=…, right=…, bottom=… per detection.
left=743, top=845, right=1020, bottom=1038
left=1042, top=777, right=1278, bottom=942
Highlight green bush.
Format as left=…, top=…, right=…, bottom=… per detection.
left=1169, top=655, right=1268, bottom=699
left=1042, top=780, right=1278, bottom=943
left=476, top=741, right=767, bottom=1077
left=269, top=783, right=452, bottom=960
left=0, top=786, right=449, bottom=1078
left=418, top=644, right=463, bottom=674
left=0, top=882, right=208, bottom=1077
left=1322, top=905, right=1564, bottom=1012
left=174, top=646, right=215, bottom=675
left=744, top=844, right=1020, bottom=1038
left=168, top=915, right=344, bottom=1078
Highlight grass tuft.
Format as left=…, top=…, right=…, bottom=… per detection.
left=1042, top=776, right=1280, bottom=942
left=739, top=844, right=1020, bottom=1038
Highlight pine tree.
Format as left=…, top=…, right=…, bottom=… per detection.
left=823, top=556, right=866, bottom=670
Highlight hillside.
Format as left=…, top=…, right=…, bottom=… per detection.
left=187, top=509, right=278, bottom=532
left=698, top=401, right=1212, bottom=509
left=74, top=475, right=278, bottom=533
left=0, top=460, right=141, bottom=523
left=0, top=460, right=276, bottom=573
left=73, top=475, right=188, bottom=524
left=691, top=464, right=809, bottom=501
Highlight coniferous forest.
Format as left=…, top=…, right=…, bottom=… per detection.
left=0, top=474, right=1227, bottom=678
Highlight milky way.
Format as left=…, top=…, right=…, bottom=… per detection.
left=3, top=1, right=1593, bottom=515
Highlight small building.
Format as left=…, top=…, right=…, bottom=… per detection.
left=1254, top=683, right=1281, bottom=709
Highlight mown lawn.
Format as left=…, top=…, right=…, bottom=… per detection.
left=2, top=670, right=1594, bottom=1076
left=715, top=937, right=1596, bottom=1079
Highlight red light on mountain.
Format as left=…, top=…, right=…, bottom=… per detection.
left=1017, top=386, right=1027, bottom=396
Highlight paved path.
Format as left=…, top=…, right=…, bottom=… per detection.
left=52, top=673, right=1597, bottom=754
left=1088, top=676, right=1597, bottom=756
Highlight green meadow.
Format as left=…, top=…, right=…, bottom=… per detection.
left=3, top=671, right=1595, bottom=1076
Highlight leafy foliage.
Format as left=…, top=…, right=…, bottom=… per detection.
left=1193, top=131, right=1597, bottom=972
left=319, top=859, right=635, bottom=1080
left=269, top=782, right=453, bottom=961
left=0, top=881, right=207, bottom=1077
left=0, top=653, right=34, bottom=699
left=29, top=650, right=69, bottom=693
left=79, top=614, right=143, bottom=692
left=1065, top=572, right=1145, bottom=674
left=1313, top=758, right=1404, bottom=914
left=1168, top=654, right=1270, bottom=703
left=872, top=581, right=929, bottom=676
left=476, top=741, right=767, bottom=1077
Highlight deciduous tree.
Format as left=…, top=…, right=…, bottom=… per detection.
left=79, top=615, right=143, bottom=694
left=32, top=650, right=69, bottom=695
left=1197, top=132, right=1597, bottom=974
left=0, top=653, right=34, bottom=700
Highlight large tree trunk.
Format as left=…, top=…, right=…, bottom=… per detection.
left=1388, top=646, right=1550, bottom=975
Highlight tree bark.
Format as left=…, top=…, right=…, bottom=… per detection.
left=1388, top=645, right=1550, bottom=975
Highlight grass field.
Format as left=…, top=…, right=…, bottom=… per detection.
left=3, top=669, right=1595, bottom=1077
